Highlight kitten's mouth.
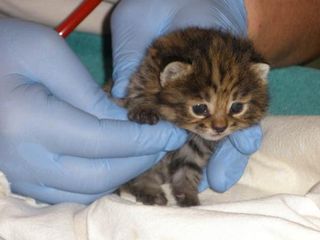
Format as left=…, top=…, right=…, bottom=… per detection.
left=200, top=133, right=226, bottom=141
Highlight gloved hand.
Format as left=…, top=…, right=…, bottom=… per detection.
left=0, top=19, right=187, bottom=204
left=111, top=0, right=262, bottom=192
left=198, top=125, right=262, bottom=192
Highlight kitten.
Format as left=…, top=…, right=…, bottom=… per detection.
left=115, top=27, right=269, bottom=207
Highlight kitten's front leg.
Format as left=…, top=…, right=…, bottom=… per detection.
left=126, top=92, right=161, bottom=125
left=171, top=164, right=202, bottom=207
left=123, top=170, right=168, bottom=206
left=127, top=104, right=160, bottom=125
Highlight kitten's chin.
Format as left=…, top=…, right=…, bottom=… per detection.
left=198, top=133, right=226, bottom=141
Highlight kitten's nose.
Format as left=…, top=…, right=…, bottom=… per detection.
left=212, top=124, right=227, bottom=133
left=212, top=118, right=227, bottom=133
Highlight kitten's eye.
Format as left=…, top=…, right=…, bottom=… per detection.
left=192, top=104, right=209, bottom=116
left=230, top=102, right=244, bottom=114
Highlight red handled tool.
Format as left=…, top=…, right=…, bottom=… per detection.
left=56, top=0, right=102, bottom=38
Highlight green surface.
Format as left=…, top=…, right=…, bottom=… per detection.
left=67, top=31, right=111, bottom=85
left=67, top=32, right=320, bottom=115
left=268, top=67, right=320, bottom=115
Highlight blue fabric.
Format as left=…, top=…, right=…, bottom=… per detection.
left=0, top=19, right=187, bottom=204
left=110, top=0, right=261, bottom=193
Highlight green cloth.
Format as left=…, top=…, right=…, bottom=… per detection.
left=67, top=32, right=320, bottom=115
left=268, top=67, right=320, bottom=115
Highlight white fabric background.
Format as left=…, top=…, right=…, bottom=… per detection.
left=1, top=116, right=320, bottom=240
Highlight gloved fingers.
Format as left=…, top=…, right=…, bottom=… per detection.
left=52, top=152, right=167, bottom=193
left=110, top=0, right=175, bottom=97
left=168, top=0, right=247, bottom=37
left=206, top=138, right=249, bottom=192
left=0, top=19, right=120, bottom=119
left=16, top=143, right=166, bottom=194
left=167, top=1, right=224, bottom=32
left=10, top=182, right=107, bottom=205
left=2, top=75, right=186, bottom=158
left=110, top=22, right=154, bottom=97
left=228, top=124, right=263, bottom=155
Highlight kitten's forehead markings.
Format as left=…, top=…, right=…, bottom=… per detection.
left=211, top=56, right=222, bottom=87
left=220, top=59, right=240, bottom=90
left=197, top=57, right=211, bottom=77
left=210, top=52, right=240, bottom=96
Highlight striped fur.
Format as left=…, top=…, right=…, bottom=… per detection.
left=118, top=28, right=269, bottom=206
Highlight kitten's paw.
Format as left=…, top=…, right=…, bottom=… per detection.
left=174, top=191, right=200, bottom=207
left=128, top=107, right=160, bottom=125
left=136, top=191, right=168, bottom=206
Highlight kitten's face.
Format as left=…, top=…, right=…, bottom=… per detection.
left=158, top=61, right=269, bottom=141
left=127, top=28, right=269, bottom=141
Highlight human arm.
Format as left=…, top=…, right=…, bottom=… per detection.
left=245, top=0, right=320, bottom=67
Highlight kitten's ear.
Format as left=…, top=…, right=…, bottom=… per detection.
left=160, top=61, right=192, bottom=87
left=251, top=63, right=270, bottom=81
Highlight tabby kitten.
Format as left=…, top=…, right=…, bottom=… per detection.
left=119, top=27, right=269, bottom=207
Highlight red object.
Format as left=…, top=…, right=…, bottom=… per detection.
left=56, top=0, right=102, bottom=38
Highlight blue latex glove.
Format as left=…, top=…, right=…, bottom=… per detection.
left=198, top=125, right=263, bottom=192
left=111, top=0, right=262, bottom=192
left=0, top=19, right=187, bottom=204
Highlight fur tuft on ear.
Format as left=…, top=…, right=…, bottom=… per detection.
left=251, top=63, right=270, bottom=80
left=160, top=61, right=192, bottom=87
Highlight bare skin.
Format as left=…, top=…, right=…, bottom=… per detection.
left=245, top=0, right=320, bottom=67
